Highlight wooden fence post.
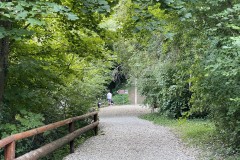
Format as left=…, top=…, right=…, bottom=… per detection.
left=69, top=122, right=75, bottom=153
left=4, top=141, right=15, bottom=160
left=94, top=113, right=98, bottom=135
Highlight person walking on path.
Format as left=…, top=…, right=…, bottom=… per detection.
left=107, top=91, right=112, bottom=106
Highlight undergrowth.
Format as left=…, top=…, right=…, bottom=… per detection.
left=112, top=94, right=130, bottom=105
left=40, top=130, right=95, bottom=160
left=140, top=113, right=240, bottom=160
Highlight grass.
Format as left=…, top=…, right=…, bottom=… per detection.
left=140, top=113, right=240, bottom=160
left=112, top=94, right=130, bottom=105
left=140, top=113, right=215, bottom=145
left=176, top=119, right=215, bottom=145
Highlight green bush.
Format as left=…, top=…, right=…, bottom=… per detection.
left=112, top=94, right=130, bottom=105
left=117, top=0, right=240, bottom=153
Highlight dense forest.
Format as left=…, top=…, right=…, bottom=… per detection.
left=0, top=0, right=239, bottom=158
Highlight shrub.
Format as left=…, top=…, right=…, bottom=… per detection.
left=112, top=94, right=130, bottom=105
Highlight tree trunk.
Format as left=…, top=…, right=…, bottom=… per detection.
left=0, top=21, right=11, bottom=104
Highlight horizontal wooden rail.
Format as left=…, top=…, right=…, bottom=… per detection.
left=15, top=122, right=99, bottom=160
left=0, top=111, right=99, bottom=160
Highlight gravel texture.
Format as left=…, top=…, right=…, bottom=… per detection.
left=64, top=105, right=198, bottom=160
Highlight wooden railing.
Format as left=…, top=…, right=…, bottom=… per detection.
left=0, top=111, right=99, bottom=160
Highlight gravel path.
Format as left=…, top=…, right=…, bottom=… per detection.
left=64, top=105, right=198, bottom=160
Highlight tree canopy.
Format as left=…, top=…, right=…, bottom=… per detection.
left=0, top=0, right=118, bottom=158
left=0, top=0, right=239, bottom=158
left=113, top=0, right=240, bottom=154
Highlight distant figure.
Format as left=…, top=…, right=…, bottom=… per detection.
left=107, top=91, right=112, bottom=106
left=97, top=99, right=101, bottom=108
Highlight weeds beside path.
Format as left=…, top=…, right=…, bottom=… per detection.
left=141, top=113, right=240, bottom=160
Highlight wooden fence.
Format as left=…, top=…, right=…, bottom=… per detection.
left=0, top=111, right=99, bottom=160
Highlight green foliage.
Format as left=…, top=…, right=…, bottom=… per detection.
left=112, top=94, right=130, bottom=105
left=0, top=110, right=44, bottom=138
left=0, top=0, right=118, bottom=159
left=141, top=113, right=240, bottom=160
left=0, top=110, right=45, bottom=157
left=187, top=0, right=240, bottom=151
left=141, top=114, right=216, bottom=143
left=1, top=0, right=240, bottom=157
left=115, top=0, right=240, bottom=153
left=0, top=0, right=80, bottom=39
left=140, top=113, right=176, bottom=126
left=40, top=128, right=95, bottom=160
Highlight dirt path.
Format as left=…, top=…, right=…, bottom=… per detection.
left=64, top=105, right=198, bottom=160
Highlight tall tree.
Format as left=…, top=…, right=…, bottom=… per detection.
left=0, top=22, right=10, bottom=103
